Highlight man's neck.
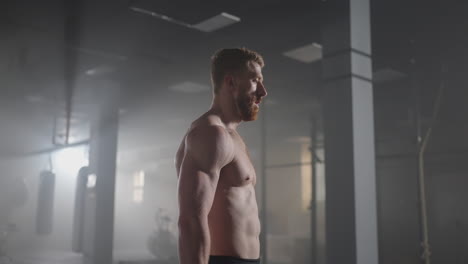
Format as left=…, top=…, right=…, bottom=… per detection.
left=209, top=97, right=241, bottom=130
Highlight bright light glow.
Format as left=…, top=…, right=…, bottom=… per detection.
left=87, top=174, right=96, bottom=188
left=133, top=189, right=144, bottom=204
left=133, top=170, right=145, bottom=204
left=301, top=143, right=312, bottom=211
left=133, top=170, right=145, bottom=187
left=53, top=146, right=88, bottom=174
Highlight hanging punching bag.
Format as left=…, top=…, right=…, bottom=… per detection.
left=72, top=166, right=89, bottom=252
left=36, top=170, right=55, bottom=235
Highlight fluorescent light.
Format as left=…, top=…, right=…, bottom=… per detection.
left=283, top=43, right=323, bottom=63
left=192, top=12, right=241, bottom=32
left=130, top=6, right=192, bottom=28
left=130, top=6, right=240, bottom=33
left=85, top=65, right=115, bottom=76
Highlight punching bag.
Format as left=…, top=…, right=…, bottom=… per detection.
left=72, top=166, right=89, bottom=252
left=36, top=170, right=55, bottom=235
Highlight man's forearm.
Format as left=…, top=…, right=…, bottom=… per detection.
left=178, top=217, right=211, bottom=264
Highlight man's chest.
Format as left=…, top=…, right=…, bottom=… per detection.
left=221, top=132, right=257, bottom=186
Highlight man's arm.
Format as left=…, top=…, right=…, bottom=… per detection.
left=175, top=139, right=185, bottom=178
left=177, top=125, right=233, bottom=264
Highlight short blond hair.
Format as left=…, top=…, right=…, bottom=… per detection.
left=211, top=48, right=264, bottom=94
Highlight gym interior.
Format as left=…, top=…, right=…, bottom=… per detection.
left=1, top=0, right=467, bottom=264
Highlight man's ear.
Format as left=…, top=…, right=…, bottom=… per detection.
left=224, top=75, right=235, bottom=91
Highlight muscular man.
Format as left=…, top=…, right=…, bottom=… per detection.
left=175, top=48, right=267, bottom=264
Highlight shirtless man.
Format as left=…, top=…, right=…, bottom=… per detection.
left=175, top=48, right=267, bottom=264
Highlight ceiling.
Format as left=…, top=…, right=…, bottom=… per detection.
left=0, top=0, right=467, bottom=161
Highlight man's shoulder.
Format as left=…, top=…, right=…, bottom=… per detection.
left=189, top=113, right=229, bottom=136
left=187, top=123, right=230, bottom=145
left=184, top=122, right=234, bottom=169
left=191, top=112, right=223, bottom=127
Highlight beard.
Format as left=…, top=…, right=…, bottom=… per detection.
left=235, top=93, right=259, bottom=121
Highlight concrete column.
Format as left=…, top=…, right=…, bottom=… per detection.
left=320, top=0, right=379, bottom=263
left=88, top=81, right=120, bottom=264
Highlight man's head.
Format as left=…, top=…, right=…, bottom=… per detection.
left=210, top=48, right=267, bottom=121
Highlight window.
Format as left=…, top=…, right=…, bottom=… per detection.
left=133, top=170, right=145, bottom=204
left=301, top=143, right=312, bottom=211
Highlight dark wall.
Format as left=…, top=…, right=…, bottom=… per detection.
left=374, top=74, right=468, bottom=264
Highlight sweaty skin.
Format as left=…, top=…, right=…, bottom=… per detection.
left=176, top=61, right=266, bottom=264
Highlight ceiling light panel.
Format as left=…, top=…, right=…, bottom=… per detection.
left=130, top=0, right=240, bottom=32
left=192, top=13, right=241, bottom=32
left=283, top=43, right=323, bottom=63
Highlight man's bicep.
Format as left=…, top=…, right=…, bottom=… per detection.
left=178, top=164, right=219, bottom=218
left=177, top=125, right=232, bottom=218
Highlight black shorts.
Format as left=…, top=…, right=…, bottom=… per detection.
left=209, top=255, right=260, bottom=264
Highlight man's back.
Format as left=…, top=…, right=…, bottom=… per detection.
left=176, top=113, right=261, bottom=262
